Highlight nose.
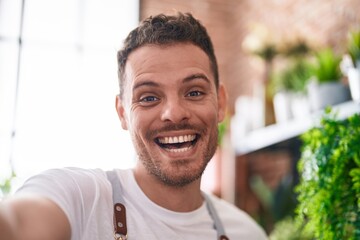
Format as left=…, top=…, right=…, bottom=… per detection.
left=160, top=97, right=190, bottom=123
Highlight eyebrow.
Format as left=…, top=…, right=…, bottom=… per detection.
left=132, top=81, right=159, bottom=92
left=183, top=73, right=210, bottom=84
left=132, top=73, right=211, bottom=92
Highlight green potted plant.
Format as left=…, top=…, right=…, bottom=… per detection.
left=272, top=59, right=312, bottom=122
left=295, top=110, right=360, bottom=239
left=345, top=29, right=360, bottom=102
left=347, top=29, right=360, bottom=67
left=310, top=48, right=342, bottom=83
left=273, top=59, right=312, bottom=94
left=307, top=48, right=351, bottom=111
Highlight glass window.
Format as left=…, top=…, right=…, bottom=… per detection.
left=0, top=0, right=139, bottom=191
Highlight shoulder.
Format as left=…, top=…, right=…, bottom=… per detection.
left=19, top=167, right=108, bottom=189
left=208, top=194, right=268, bottom=239
left=16, top=167, right=115, bottom=239
left=17, top=167, right=113, bottom=204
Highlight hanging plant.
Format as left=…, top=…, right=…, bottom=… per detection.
left=295, top=109, right=360, bottom=239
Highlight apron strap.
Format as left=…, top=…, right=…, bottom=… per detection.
left=106, top=170, right=128, bottom=240
left=106, top=170, right=229, bottom=240
left=203, top=192, right=230, bottom=240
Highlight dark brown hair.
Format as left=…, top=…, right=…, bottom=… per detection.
left=117, top=12, right=219, bottom=99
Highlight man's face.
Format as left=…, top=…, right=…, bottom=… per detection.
left=116, top=43, right=226, bottom=187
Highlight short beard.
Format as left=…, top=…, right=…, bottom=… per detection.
left=136, top=124, right=218, bottom=188
left=144, top=159, right=206, bottom=188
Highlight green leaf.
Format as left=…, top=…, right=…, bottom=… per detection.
left=310, top=48, right=342, bottom=83
left=295, top=111, right=360, bottom=239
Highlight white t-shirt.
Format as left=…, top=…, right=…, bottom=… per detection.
left=17, top=168, right=268, bottom=240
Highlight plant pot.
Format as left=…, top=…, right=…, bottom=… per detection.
left=273, top=91, right=293, bottom=123
left=273, top=92, right=311, bottom=123
left=348, top=67, right=360, bottom=102
left=290, top=93, right=311, bottom=119
left=307, top=81, right=351, bottom=111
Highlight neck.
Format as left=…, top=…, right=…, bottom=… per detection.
left=133, top=167, right=204, bottom=212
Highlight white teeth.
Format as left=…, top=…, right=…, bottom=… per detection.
left=166, top=146, right=192, bottom=153
left=158, top=134, right=196, bottom=144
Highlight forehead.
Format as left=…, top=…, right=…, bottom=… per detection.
left=123, top=43, right=214, bottom=86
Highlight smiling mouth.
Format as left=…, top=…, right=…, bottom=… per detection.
left=155, top=134, right=199, bottom=153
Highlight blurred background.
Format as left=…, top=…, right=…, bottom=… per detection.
left=0, top=0, right=139, bottom=188
left=1, top=0, right=360, bottom=237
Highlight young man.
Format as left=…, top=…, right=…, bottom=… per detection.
left=0, top=12, right=267, bottom=240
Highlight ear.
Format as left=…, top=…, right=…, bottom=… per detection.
left=217, top=83, right=227, bottom=123
left=115, top=95, right=128, bottom=130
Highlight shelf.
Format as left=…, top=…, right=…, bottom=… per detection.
left=232, top=101, right=360, bottom=155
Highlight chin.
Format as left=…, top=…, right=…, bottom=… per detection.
left=155, top=162, right=207, bottom=187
